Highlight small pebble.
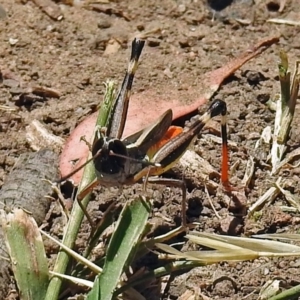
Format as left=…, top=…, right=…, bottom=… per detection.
left=177, top=4, right=186, bottom=13
left=163, top=67, right=173, bottom=78
left=291, top=259, right=300, bottom=268
left=46, top=25, right=55, bottom=32
left=81, top=77, right=90, bottom=86
left=243, top=70, right=265, bottom=85
left=149, top=71, right=158, bottom=77
left=9, top=87, right=24, bottom=95
left=136, top=24, right=145, bottom=31
left=179, top=38, right=190, bottom=48
left=147, top=37, right=160, bottom=47
left=278, top=260, right=287, bottom=269
left=247, top=132, right=261, bottom=140
left=263, top=267, right=269, bottom=275
left=200, top=206, right=211, bottom=216
left=257, top=93, right=270, bottom=104
left=9, top=38, right=18, bottom=45
left=98, top=18, right=112, bottom=29
left=3, top=79, right=19, bottom=88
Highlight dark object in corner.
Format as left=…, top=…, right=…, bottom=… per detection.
left=207, top=0, right=234, bottom=11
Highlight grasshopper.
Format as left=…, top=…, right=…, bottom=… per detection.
left=60, top=38, right=230, bottom=227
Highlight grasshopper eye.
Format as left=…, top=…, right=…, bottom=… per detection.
left=92, top=138, right=105, bottom=157
left=109, top=139, right=128, bottom=165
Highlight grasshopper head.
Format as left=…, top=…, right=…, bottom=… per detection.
left=92, top=138, right=128, bottom=175
left=209, top=99, right=227, bottom=117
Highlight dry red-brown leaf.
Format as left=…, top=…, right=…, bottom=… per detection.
left=59, top=36, right=279, bottom=184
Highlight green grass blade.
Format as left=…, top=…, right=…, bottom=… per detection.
left=1, top=209, right=49, bottom=300
left=268, top=284, right=300, bottom=300
left=45, top=81, right=115, bottom=300
left=96, top=81, right=116, bottom=129
left=87, top=196, right=152, bottom=300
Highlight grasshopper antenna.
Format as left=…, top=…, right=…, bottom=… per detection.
left=107, top=38, right=146, bottom=139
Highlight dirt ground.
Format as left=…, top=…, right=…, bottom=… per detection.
left=1, top=0, right=300, bottom=299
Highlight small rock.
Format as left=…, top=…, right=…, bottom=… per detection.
left=201, top=206, right=211, bottom=216
left=243, top=70, right=266, bottom=85
left=9, top=38, right=18, bottom=45
left=46, top=25, right=55, bottom=32
left=3, top=79, right=19, bottom=88
left=147, top=37, right=160, bottom=47
left=163, top=67, right=173, bottom=79
left=98, top=18, right=112, bottom=29
left=220, top=215, right=243, bottom=235
left=136, top=23, right=145, bottom=31
left=9, top=87, right=24, bottom=95
left=291, top=259, right=300, bottom=268
left=179, top=38, right=190, bottom=48
left=263, top=267, right=270, bottom=275
left=149, top=71, right=158, bottom=77
left=103, top=39, right=121, bottom=56
left=81, top=77, right=90, bottom=86
left=278, top=260, right=287, bottom=269
left=177, top=4, right=186, bottom=13
left=30, top=71, right=39, bottom=80
left=247, top=132, right=261, bottom=140
left=93, top=33, right=110, bottom=50
left=257, top=93, right=270, bottom=104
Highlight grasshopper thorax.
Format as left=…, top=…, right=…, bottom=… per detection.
left=92, top=138, right=128, bottom=175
